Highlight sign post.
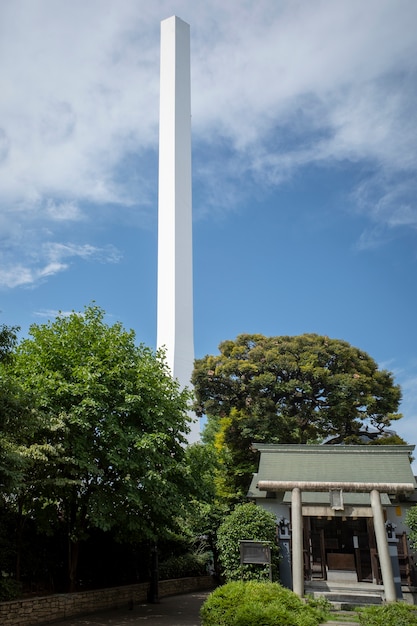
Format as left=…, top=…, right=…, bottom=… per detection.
left=240, top=540, right=272, bottom=581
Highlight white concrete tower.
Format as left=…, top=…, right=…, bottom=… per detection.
left=157, top=16, right=199, bottom=442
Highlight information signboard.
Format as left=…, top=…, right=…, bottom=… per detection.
left=240, top=540, right=271, bottom=565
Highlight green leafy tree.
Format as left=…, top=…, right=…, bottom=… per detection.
left=12, top=304, right=192, bottom=591
left=180, top=442, right=228, bottom=578
left=193, top=333, right=404, bottom=500
left=0, top=322, right=66, bottom=583
left=0, top=323, right=23, bottom=586
left=0, top=323, right=21, bottom=491
left=181, top=443, right=219, bottom=541
left=0, top=323, right=18, bottom=362
left=405, top=506, right=417, bottom=551
left=0, top=323, right=55, bottom=500
left=216, top=502, right=279, bottom=582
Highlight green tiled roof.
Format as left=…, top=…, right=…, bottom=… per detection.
left=252, top=444, right=416, bottom=488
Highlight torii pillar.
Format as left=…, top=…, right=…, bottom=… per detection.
left=157, top=16, right=199, bottom=443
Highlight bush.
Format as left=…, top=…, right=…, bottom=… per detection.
left=406, top=506, right=417, bottom=551
left=0, top=577, right=22, bottom=601
left=216, top=503, right=279, bottom=582
left=158, top=551, right=210, bottom=580
left=200, top=580, right=330, bottom=626
left=358, top=602, right=417, bottom=625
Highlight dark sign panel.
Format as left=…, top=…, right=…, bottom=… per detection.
left=240, top=541, right=271, bottom=565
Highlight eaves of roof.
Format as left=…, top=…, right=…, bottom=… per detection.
left=252, top=444, right=416, bottom=489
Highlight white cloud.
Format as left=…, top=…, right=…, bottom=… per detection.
left=0, top=265, right=40, bottom=289
left=0, top=241, right=121, bottom=289
left=1, top=0, right=417, bottom=284
left=352, top=171, right=417, bottom=249
left=395, top=373, right=417, bottom=466
left=45, top=200, right=83, bottom=222
left=34, top=309, right=77, bottom=319
left=44, top=242, right=122, bottom=264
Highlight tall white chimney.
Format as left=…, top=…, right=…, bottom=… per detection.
left=157, top=16, right=199, bottom=442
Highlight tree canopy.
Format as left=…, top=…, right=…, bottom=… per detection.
left=8, top=304, right=193, bottom=589
left=0, top=323, right=41, bottom=496
left=0, top=323, right=20, bottom=490
left=192, top=333, right=403, bottom=500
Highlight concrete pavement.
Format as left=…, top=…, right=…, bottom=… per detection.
left=49, top=591, right=210, bottom=626
left=46, top=590, right=359, bottom=626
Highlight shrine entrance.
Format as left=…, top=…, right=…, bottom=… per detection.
left=251, top=443, right=416, bottom=599
left=304, top=516, right=379, bottom=583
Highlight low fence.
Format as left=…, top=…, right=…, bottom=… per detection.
left=0, top=575, right=215, bottom=626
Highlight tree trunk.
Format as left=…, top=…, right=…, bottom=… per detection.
left=15, top=499, right=25, bottom=581
left=68, top=538, right=80, bottom=592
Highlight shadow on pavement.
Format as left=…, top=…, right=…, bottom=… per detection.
left=49, top=590, right=211, bottom=626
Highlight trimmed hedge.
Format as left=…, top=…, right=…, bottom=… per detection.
left=200, top=581, right=330, bottom=626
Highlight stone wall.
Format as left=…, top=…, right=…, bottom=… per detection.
left=0, top=576, right=214, bottom=626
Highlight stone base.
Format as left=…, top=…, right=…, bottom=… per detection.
left=327, top=569, right=358, bottom=582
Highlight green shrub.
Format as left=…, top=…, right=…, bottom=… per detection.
left=358, top=602, right=417, bottom=625
left=406, top=506, right=417, bottom=551
left=216, top=502, right=279, bottom=582
left=200, top=580, right=330, bottom=626
left=158, top=551, right=210, bottom=580
left=0, top=577, right=22, bottom=601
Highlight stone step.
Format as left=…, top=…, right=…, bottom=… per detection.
left=325, top=621, right=359, bottom=626
left=314, top=590, right=383, bottom=608
left=326, top=611, right=358, bottom=626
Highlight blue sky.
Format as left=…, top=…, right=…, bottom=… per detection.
left=1, top=1, right=416, bottom=456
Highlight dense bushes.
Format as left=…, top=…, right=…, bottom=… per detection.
left=159, top=552, right=211, bottom=580
left=406, top=506, right=417, bottom=551
left=0, top=577, right=22, bottom=601
left=200, top=581, right=330, bottom=626
left=217, top=503, right=279, bottom=582
left=358, top=602, right=417, bottom=625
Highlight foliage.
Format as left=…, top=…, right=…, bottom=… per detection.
left=405, top=506, right=417, bottom=551
left=200, top=580, right=330, bottom=626
left=159, top=551, right=211, bottom=580
left=1, top=322, right=57, bottom=511
left=0, top=576, right=22, bottom=601
left=183, top=442, right=218, bottom=512
left=193, top=333, right=404, bottom=498
left=0, top=323, right=18, bottom=364
left=9, top=304, right=193, bottom=590
left=180, top=443, right=222, bottom=535
left=0, top=323, right=21, bottom=491
left=357, top=602, right=417, bottom=625
left=216, top=502, right=279, bottom=582
left=174, top=442, right=229, bottom=579
left=213, top=409, right=259, bottom=502
left=157, top=529, right=214, bottom=580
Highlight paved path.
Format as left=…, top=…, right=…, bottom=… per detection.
left=49, top=591, right=210, bottom=626
left=48, top=591, right=360, bottom=626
